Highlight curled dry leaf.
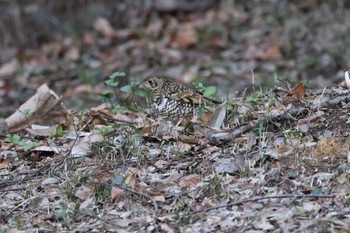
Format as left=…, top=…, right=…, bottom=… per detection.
left=285, top=81, right=305, bottom=100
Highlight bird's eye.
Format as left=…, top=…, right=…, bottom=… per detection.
left=148, top=80, right=154, bottom=85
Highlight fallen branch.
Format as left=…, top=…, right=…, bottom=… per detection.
left=206, top=108, right=308, bottom=144
left=207, top=90, right=350, bottom=145
left=191, top=194, right=335, bottom=214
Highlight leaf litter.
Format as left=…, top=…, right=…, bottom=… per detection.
left=2, top=74, right=350, bottom=232
left=1, top=1, right=350, bottom=232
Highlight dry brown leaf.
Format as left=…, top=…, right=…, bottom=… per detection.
left=124, top=173, right=137, bottom=187
left=141, top=126, right=152, bottom=135
left=111, top=186, right=124, bottom=202
left=0, top=160, right=10, bottom=169
left=178, top=174, right=201, bottom=187
left=255, top=41, right=282, bottom=60
left=294, top=81, right=305, bottom=100
left=171, top=23, right=197, bottom=48
left=285, top=81, right=305, bottom=100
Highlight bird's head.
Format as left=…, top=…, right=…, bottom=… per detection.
left=141, top=75, right=164, bottom=94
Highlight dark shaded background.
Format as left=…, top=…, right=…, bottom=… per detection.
left=0, top=0, right=349, bottom=117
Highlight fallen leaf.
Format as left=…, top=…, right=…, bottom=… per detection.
left=111, top=187, right=124, bottom=202
left=0, top=160, right=10, bottom=169
left=64, top=47, right=79, bottom=62
left=75, top=185, right=93, bottom=200
left=153, top=194, right=165, bottom=202
left=178, top=174, right=201, bottom=187
left=0, top=58, right=19, bottom=78
left=124, top=173, right=137, bottom=187
left=285, top=81, right=305, bottom=100
left=93, top=17, right=115, bottom=38
left=175, top=142, right=191, bottom=152
left=294, top=81, right=305, bottom=100
left=209, top=100, right=226, bottom=129
left=171, top=23, right=197, bottom=48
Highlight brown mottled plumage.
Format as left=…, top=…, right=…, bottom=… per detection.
left=141, top=75, right=220, bottom=116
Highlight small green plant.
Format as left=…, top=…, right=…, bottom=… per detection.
left=17, top=108, right=30, bottom=117
left=247, top=91, right=261, bottom=102
left=98, top=126, right=115, bottom=136
left=111, top=104, right=128, bottom=114
left=104, top=72, right=147, bottom=111
left=49, top=125, right=68, bottom=138
left=6, top=134, right=39, bottom=152
left=192, top=81, right=217, bottom=99
left=17, top=108, right=31, bottom=128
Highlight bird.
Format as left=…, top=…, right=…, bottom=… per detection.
left=141, top=75, right=220, bottom=117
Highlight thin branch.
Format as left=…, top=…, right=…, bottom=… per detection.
left=191, top=194, right=335, bottom=214
left=115, top=185, right=158, bottom=218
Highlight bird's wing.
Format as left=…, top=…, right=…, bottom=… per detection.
left=170, top=91, right=216, bottom=106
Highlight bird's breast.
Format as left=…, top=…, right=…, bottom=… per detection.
left=154, top=97, right=168, bottom=111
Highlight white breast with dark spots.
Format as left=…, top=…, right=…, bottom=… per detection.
left=153, top=97, right=193, bottom=115
left=153, top=98, right=168, bottom=111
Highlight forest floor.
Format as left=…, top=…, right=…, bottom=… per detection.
left=1, top=1, right=350, bottom=232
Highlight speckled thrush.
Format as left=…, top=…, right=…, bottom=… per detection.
left=141, top=75, right=220, bottom=117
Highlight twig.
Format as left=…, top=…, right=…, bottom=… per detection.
left=0, top=163, right=51, bottom=190
left=191, top=194, right=335, bottom=214
left=115, top=185, right=158, bottom=218
left=206, top=108, right=307, bottom=144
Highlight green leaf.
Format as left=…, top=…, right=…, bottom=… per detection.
left=135, top=89, right=148, bottom=97
left=104, top=79, right=119, bottom=87
left=112, top=105, right=127, bottom=113
left=247, top=91, right=261, bottom=102
left=20, top=141, right=39, bottom=152
left=120, top=85, right=133, bottom=93
left=6, top=134, right=21, bottom=145
left=109, top=72, right=126, bottom=79
left=203, top=86, right=217, bottom=98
